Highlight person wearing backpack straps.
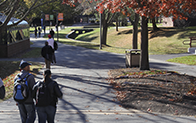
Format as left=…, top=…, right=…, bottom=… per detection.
left=47, top=35, right=56, bottom=64
left=32, top=69, right=63, bottom=123
left=14, top=60, right=36, bottom=123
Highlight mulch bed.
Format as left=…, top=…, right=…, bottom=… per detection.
left=108, top=68, right=196, bottom=116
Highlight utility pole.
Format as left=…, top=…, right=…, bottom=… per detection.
left=99, top=13, right=102, bottom=49
left=53, top=10, right=59, bottom=42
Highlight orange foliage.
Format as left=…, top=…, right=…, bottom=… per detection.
left=62, top=0, right=196, bottom=20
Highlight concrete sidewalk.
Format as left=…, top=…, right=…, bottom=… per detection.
left=0, top=35, right=196, bottom=123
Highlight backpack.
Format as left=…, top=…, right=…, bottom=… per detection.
left=35, top=81, right=52, bottom=106
left=54, top=41, right=58, bottom=51
left=13, top=73, right=31, bottom=103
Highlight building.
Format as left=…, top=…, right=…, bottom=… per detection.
left=0, top=13, right=30, bottom=58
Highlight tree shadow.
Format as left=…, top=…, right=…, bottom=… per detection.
left=149, top=27, right=196, bottom=40
left=111, top=73, right=196, bottom=116
left=50, top=72, right=121, bottom=123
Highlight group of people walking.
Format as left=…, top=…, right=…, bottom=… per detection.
left=13, top=28, right=60, bottom=123
left=14, top=60, right=63, bottom=123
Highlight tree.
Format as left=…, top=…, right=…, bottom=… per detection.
left=96, top=0, right=196, bottom=70
left=63, top=0, right=196, bottom=70
left=63, top=0, right=116, bottom=46
left=0, top=0, right=59, bottom=32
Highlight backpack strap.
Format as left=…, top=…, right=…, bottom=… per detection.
left=16, top=73, right=31, bottom=86
left=35, top=81, right=44, bottom=104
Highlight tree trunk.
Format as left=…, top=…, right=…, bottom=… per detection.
left=140, top=16, right=149, bottom=70
left=152, top=17, right=159, bottom=31
left=116, top=17, right=118, bottom=31
left=132, top=13, right=139, bottom=49
left=102, top=19, right=108, bottom=45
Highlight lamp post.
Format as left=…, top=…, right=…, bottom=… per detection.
left=53, top=10, right=59, bottom=42
left=99, top=13, right=102, bottom=49
left=41, top=11, right=45, bottom=35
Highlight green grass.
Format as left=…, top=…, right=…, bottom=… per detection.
left=41, top=25, right=196, bottom=65
left=167, top=55, right=196, bottom=65
left=56, top=26, right=194, bottom=54
left=13, top=47, right=42, bottom=58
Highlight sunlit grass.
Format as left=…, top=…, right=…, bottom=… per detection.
left=57, top=26, right=194, bottom=54
left=167, top=55, right=196, bottom=65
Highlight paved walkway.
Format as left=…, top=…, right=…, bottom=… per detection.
left=0, top=32, right=196, bottom=123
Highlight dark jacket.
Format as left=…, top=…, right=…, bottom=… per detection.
left=14, top=70, right=35, bottom=104
left=32, top=78, right=63, bottom=107
left=50, top=30, right=55, bottom=37
left=41, top=45, right=54, bottom=62
left=0, top=86, right=5, bottom=99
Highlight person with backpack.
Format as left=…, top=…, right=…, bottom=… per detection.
left=32, top=69, right=63, bottom=123
left=14, top=60, right=36, bottom=123
left=41, top=41, right=54, bottom=69
left=47, top=35, right=56, bottom=63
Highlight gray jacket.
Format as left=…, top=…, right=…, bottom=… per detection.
left=14, top=70, right=35, bottom=104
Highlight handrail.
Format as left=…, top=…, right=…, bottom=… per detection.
left=182, top=37, right=196, bottom=48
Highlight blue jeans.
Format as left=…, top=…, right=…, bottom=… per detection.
left=36, top=105, right=56, bottom=123
left=18, top=103, right=36, bottom=123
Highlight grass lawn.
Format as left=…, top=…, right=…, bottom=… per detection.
left=55, top=25, right=194, bottom=54
left=14, top=47, right=42, bottom=58
left=167, top=55, right=196, bottom=65
left=51, top=25, right=196, bottom=65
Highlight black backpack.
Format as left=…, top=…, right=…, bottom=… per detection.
left=34, top=81, right=52, bottom=107
left=13, top=73, right=31, bottom=103
left=54, top=41, right=58, bottom=51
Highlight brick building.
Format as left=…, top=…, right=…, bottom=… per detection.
left=0, top=13, right=30, bottom=58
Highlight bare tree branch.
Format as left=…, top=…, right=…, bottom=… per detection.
left=0, top=0, right=8, bottom=9
left=6, top=0, right=58, bottom=28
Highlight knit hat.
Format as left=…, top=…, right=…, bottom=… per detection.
left=48, top=34, right=51, bottom=38
left=19, top=60, right=31, bottom=69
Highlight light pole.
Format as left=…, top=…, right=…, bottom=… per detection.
left=53, top=10, right=59, bottom=42
left=99, top=13, right=102, bottom=49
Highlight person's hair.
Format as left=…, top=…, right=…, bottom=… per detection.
left=44, top=69, right=51, bottom=82
left=45, top=41, right=48, bottom=45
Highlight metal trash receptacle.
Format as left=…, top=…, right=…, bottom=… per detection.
left=125, top=49, right=141, bottom=68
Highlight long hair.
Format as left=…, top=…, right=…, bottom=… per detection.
left=44, top=69, right=51, bottom=82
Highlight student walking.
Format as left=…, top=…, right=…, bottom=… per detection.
left=49, top=29, right=55, bottom=38
left=47, top=35, right=56, bottom=63
left=14, top=60, right=36, bottom=123
left=35, top=27, right=37, bottom=38
left=32, top=69, right=63, bottom=123
left=38, top=27, right=42, bottom=37
left=41, top=42, right=54, bottom=69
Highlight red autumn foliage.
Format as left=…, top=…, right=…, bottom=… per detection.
left=63, top=0, right=196, bottom=20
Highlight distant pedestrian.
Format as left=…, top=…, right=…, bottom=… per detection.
left=0, top=77, right=5, bottom=99
left=41, top=41, right=54, bottom=69
left=32, top=69, right=63, bottom=123
left=35, top=27, right=38, bottom=38
left=14, top=60, right=36, bottom=123
left=50, top=29, right=55, bottom=38
left=38, top=27, right=42, bottom=37
left=43, top=25, right=46, bottom=35
left=47, top=35, right=56, bottom=63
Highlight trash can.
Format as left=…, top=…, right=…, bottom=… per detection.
left=125, top=49, right=141, bottom=68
